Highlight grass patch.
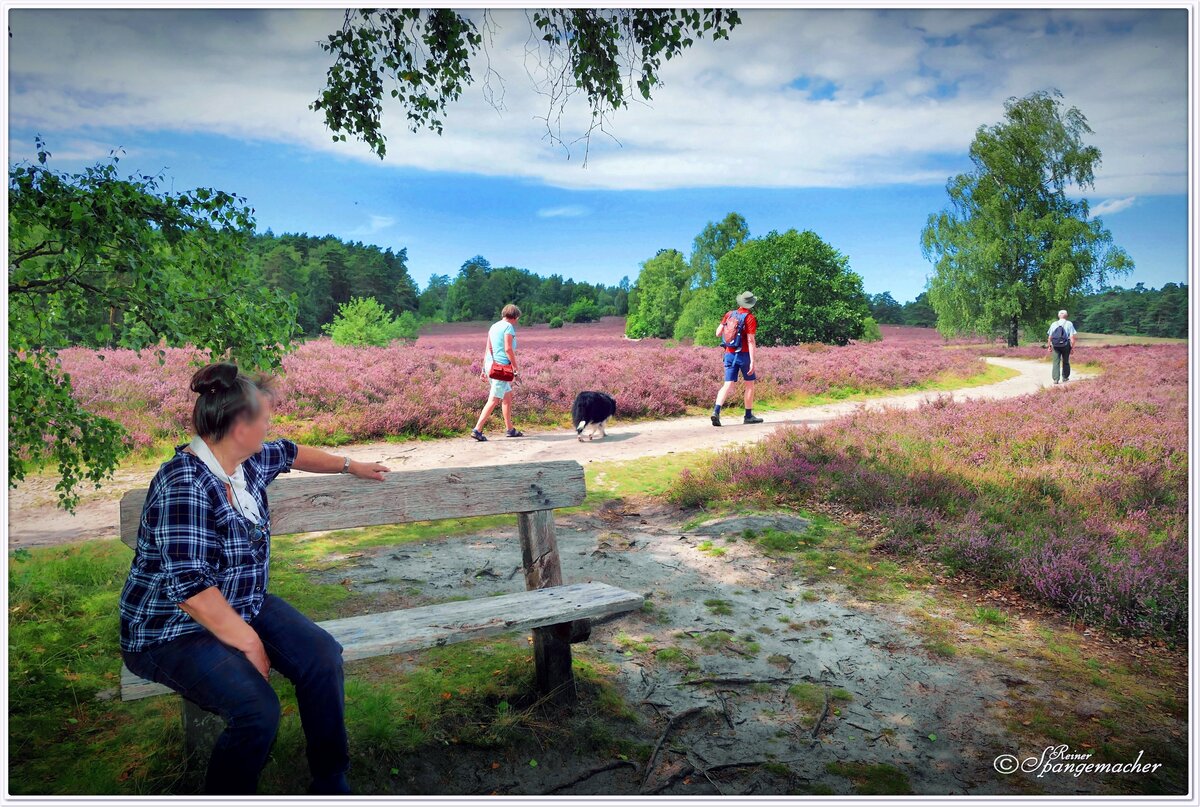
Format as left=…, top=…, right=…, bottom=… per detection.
left=751, top=527, right=825, bottom=553
left=8, top=534, right=644, bottom=796
left=653, top=647, right=698, bottom=670
left=580, top=450, right=719, bottom=505
left=703, top=598, right=733, bottom=616
left=614, top=632, right=654, bottom=654
left=973, top=606, right=1009, bottom=627
left=682, top=630, right=757, bottom=659
left=786, top=682, right=852, bottom=727
left=711, top=509, right=932, bottom=606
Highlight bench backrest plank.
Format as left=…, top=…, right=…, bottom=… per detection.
left=119, top=460, right=586, bottom=549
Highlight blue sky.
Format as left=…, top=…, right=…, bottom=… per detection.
left=7, top=6, right=1190, bottom=302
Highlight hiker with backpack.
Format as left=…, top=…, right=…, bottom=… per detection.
left=711, top=291, right=764, bottom=427
left=1047, top=309, right=1077, bottom=384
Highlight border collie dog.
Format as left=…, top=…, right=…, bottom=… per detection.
left=572, top=391, right=617, bottom=441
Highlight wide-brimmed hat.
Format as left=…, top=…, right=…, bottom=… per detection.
left=737, top=291, right=757, bottom=308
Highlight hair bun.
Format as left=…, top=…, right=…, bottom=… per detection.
left=190, top=362, right=240, bottom=396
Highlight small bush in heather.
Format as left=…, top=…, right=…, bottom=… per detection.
left=395, top=310, right=421, bottom=341
left=322, top=296, right=411, bottom=347
left=859, top=317, right=883, bottom=343
left=564, top=298, right=600, bottom=323
left=548, top=316, right=564, bottom=329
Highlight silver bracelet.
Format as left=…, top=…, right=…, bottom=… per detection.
left=341, top=456, right=351, bottom=474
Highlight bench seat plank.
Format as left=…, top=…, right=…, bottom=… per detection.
left=120, top=581, right=641, bottom=701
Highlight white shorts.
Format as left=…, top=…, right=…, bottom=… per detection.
left=489, top=379, right=513, bottom=399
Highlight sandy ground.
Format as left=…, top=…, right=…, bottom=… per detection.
left=7, top=356, right=1090, bottom=549
left=325, top=504, right=1154, bottom=796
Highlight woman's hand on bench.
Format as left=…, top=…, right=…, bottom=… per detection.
left=346, top=460, right=389, bottom=481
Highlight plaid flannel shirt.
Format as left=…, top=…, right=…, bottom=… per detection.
left=119, top=438, right=299, bottom=652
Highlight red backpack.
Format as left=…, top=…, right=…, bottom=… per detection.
left=720, top=310, right=749, bottom=350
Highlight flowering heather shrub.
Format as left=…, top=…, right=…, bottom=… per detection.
left=672, top=343, right=1188, bottom=641
left=53, top=321, right=984, bottom=448
left=876, top=324, right=992, bottom=345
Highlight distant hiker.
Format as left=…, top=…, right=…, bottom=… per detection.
left=472, top=304, right=524, bottom=440
left=1047, top=309, right=1077, bottom=384
left=711, top=291, right=763, bottom=426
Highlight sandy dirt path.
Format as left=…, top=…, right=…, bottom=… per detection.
left=7, top=356, right=1092, bottom=549
left=319, top=502, right=1170, bottom=796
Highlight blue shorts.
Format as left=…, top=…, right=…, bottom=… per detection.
left=489, top=378, right=513, bottom=399
left=723, top=351, right=756, bottom=382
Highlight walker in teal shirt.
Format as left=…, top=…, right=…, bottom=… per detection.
left=485, top=319, right=517, bottom=366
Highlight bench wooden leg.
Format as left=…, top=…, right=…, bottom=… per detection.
left=534, top=624, right=576, bottom=704
left=517, top=508, right=587, bottom=705
left=182, top=697, right=225, bottom=772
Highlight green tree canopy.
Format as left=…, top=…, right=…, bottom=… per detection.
left=921, top=89, right=1134, bottom=346
left=311, top=9, right=742, bottom=160
left=8, top=139, right=300, bottom=510
left=426, top=258, right=623, bottom=324
left=250, top=231, right=419, bottom=337
left=1074, top=282, right=1187, bottom=338
left=673, top=285, right=718, bottom=344
left=712, top=229, right=871, bottom=346
left=624, top=249, right=690, bottom=339
left=900, top=291, right=938, bottom=328
left=689, top=212, right=749, bottom=288
left=867, top=291, right=904, bottom=324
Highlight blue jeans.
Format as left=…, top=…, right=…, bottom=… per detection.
left=121, top=593, right=349, bottom=795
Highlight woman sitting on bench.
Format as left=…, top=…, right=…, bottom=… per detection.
left=117, top=361, right=389, bottom=795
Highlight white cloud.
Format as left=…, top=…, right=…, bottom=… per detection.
left=6, top=8, right=1187, bottom=196
left=8, top=135, right=145, bottom=166
left=347, top=214, right=395, bottom=237
left=1091, top=196, right=1137, bottom=216
left=536, top=205, right=588, bottom=218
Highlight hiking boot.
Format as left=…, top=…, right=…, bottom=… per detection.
left=743, top=414, right=764, bottom=424
left=711, top=414, right=722, bottom=427
left=1052, top=380, right=1059, bottom=385
left=470, top=429, right=487, bottom=441
left=506, top=428, right=525, bottom=437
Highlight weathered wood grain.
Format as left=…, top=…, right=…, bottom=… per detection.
left=120, top=582, right=642, bottom=701
left=518, top=508, right=586, bottom=702
left=120, top=460, right=586, bottom=548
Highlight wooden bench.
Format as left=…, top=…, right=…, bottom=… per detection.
left=116, top=459, right=642, bottom=768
